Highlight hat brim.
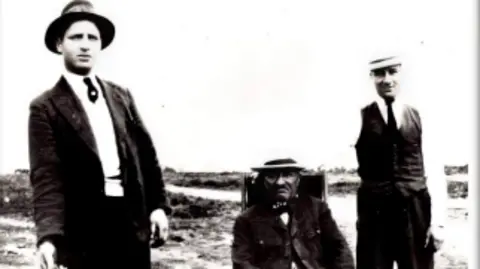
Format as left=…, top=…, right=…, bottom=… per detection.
left=369, top=57, right=402, bottom=71
left=45, top=12, right=115, bottom=54
left=251, top=164, right=305, bottom=172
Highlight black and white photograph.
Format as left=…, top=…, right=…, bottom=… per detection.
left=0, top=0, right=475, bottom=268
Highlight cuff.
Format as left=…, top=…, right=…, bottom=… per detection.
left=37, top=233, right=64, bottom=249
left=151, top=205, right=172, bottom=217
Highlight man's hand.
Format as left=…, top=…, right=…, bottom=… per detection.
left=425, top=225, right=445, bottom=252
left=36, top=240, right=62, bottom=269
left=150, top=209, right=169, bottom=247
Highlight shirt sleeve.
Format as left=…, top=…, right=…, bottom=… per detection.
left=419, top=106, right=448, bottom=227
left=351, top=109, right=363, bottom=150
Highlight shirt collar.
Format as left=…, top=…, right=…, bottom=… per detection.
left=62, top=68, right=99, bottom=97
left=374, top=93, right=405, bottom=110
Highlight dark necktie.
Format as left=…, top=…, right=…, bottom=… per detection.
left=385, top=99, right=398, bottom=175
left=83, top=77, right=99, bottom=103
left=385, top=99, right=397, bottom=133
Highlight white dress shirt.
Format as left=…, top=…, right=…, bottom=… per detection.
left=62, top=69, right=121, bottom=178
left=352, top=95, right=447, bottom=228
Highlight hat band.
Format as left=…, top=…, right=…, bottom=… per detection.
left=369, top=57, right=402, bottom=71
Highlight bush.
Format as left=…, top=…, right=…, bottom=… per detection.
left=0, top=174, right=33, bottom=217
left=169, top=192, right=239, bottom=219
left=163, top=167, right=176, bottom=173
left=327, top=179, right=468, bottom=198
left=164, top=172, right=243, bottom=190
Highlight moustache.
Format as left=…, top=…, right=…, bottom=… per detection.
left=273, top=187, right=289, bottom=192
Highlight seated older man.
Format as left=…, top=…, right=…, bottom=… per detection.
left=231, top=158, right=354, bottom=269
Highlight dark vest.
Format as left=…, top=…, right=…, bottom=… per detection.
left=355, top=102, right=426, bottom=191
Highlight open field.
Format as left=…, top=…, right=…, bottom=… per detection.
left=0, top=173, right=469, bottom=268
left=163, top=171, right=469, bottom=199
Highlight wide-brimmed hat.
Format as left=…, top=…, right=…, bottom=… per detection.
left=251, top=158, right=305, bottom=172
left=45, top=0, right=115, bottom=54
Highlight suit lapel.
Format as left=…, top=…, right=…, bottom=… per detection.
left=50, top=76, right=99, bottom=156
left=290, top=198, right=307, bottom=237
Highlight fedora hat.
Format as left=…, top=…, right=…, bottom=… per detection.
left=45, top=0, right=115, bottom=54
left=251, top=158, right=305, bottom=172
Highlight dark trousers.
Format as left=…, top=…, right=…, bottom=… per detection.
left=356, top=185, right=435, bottom=269
left=66, top=196, right=151, bottom=269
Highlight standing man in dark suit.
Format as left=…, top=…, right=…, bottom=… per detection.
left=28, top=1, right=171, bottom=268
left=354, top=50, right=447, bottom=269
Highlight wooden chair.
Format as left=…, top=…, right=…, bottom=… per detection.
left=241, top=171, right=328, bottom=211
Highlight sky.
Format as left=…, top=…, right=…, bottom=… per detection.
left=0, top=0, right=477, bottom=173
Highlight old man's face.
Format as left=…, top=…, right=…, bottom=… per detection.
left=56, top=20, right=102, bottom=75
left=263, top=170, right=301, bottom=202
left=371, top=65, right=402, bottom=101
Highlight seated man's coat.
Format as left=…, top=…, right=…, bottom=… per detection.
left=232, top=195, right=354, bottom=269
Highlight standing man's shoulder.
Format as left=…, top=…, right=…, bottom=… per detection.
left=404, top=103, right=422, bottom=115
left=403, top=102, right=424, bottom=124
left=404, top=102, right=419, bottom=110
left=358, top=100, right=378, bottom=119
left=360, top=101, right=377, bottom=111
left=100, top=79, right=141, bottom=109
left=29, top=87, right=57, bottom=110
left=102, top=79, right=131, bottom=98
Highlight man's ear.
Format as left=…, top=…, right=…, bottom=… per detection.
left=56, top=38, right=63, bottom=53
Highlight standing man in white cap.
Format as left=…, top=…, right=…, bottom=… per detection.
left=28, top=1, right=170, bottom=268
left=353, top=51, right=447, bottom=269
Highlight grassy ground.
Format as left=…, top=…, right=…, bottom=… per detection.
left=0, top=173, right=469, bottom=269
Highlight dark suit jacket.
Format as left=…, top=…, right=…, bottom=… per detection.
left=231, top=196, right=354, bottom=269
left=28, top=76, right=171, bottom=251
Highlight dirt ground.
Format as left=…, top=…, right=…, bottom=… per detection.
left=151, top=194, right=469, bottom=269
left=0, top=190, right=468, bottom=269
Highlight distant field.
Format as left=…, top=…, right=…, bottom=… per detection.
left=163, top=171, right=469, bottom=198
left=0, top=171, right=468, bottom=217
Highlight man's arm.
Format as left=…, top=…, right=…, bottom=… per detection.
left=231, top=215, right=259, bottom=269
left=318, top=202, right=355, bottom=269
left=350, top=109, right=363, bottom=176
left=126, top=89, right=172, bottom=216
left=28, top=101, right=65, bottom=248
left=420, top=107, right=448, bottom=229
